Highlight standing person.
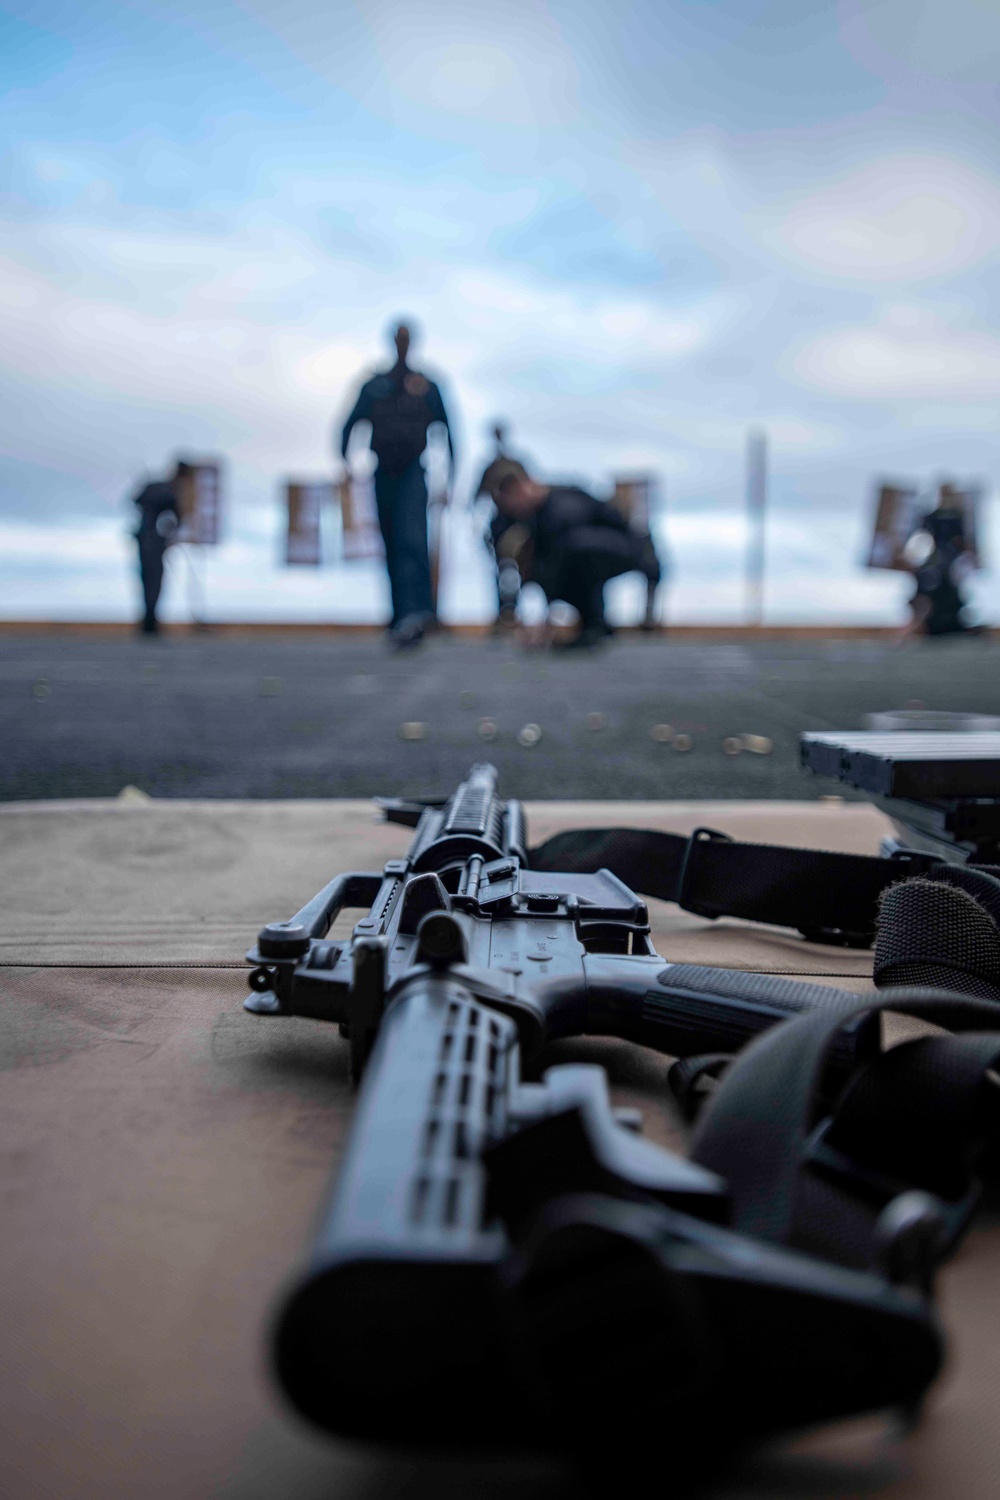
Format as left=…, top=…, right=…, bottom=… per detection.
left=494, top=470, right=661, bottom=649
left=129, top=460, right=187, bottom=635
left=339, top=322, right=455, bottom=649
left=907, top=480, right=980, bottom=637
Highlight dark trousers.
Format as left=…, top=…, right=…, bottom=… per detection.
left=544, top=528, right=661, bottom=628
left=137, top=532, right=167, bottom=628
left=374, top=461, right=432, bottom=625
left=913, top=556, right=970, bottom=636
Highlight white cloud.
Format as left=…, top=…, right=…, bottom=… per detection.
left=839, top=0, right=1000, bottom=86
left=294, top=341, right=375, bottom=394
left=0, top=518, right=127, bottom=562
left=624, top=131, right=753, bottom=257
left=230, top=0, right=580, bottom=136
left=388, top=41, right=548, bottom=120
left=763, top=416, right=844, bottom=451
left=454, top=270, right=733, bottom=368
left=904, top=404, right=1000, bottom=432
left=592, top=410, right=843, bottom=460
left=789, top=320, right=1000, bottom=397
left=0, top=215, right=741, bottom=494
left=366, top=3, right=581, bottom=129
left=765, top=155, right=1000, bottom=282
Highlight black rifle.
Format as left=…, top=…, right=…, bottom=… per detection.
left=244, top=764, right=940, bottom=1456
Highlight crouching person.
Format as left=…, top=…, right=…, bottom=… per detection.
left=494, top=470, right=661, bottom=648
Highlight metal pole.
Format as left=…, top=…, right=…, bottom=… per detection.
left=745, top=428, right=767, bottom=627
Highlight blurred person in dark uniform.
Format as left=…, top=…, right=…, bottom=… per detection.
left=340, top=322, right=455, bottom=649
left=130, top=461, right=187, bottom=635
left=495, top=470, right=661, bottom=649
left=473, top=422, right=530, bottom=508
left=906, top=480, right=981, bottom=638
left=473, top=423, right=532, bottom=628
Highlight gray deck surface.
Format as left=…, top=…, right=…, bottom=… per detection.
left=1, top=631, right=996, bottom=801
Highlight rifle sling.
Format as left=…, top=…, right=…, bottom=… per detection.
left=688, top=988, right=1000, bottom=1275
left=529, top=826, right=943, bottom=946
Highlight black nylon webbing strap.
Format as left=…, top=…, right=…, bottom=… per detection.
left=529, top=826, right=941, bottom=946
left=689, top=988, right=1000, bottom=1273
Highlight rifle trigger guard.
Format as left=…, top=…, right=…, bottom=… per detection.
left=675, top=827, right=733, bottom=921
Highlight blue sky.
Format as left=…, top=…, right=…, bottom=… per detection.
left=2, top=0, right=999, bottom=622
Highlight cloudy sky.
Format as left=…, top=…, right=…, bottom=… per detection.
left=2, top=0, right=999, bottom=623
